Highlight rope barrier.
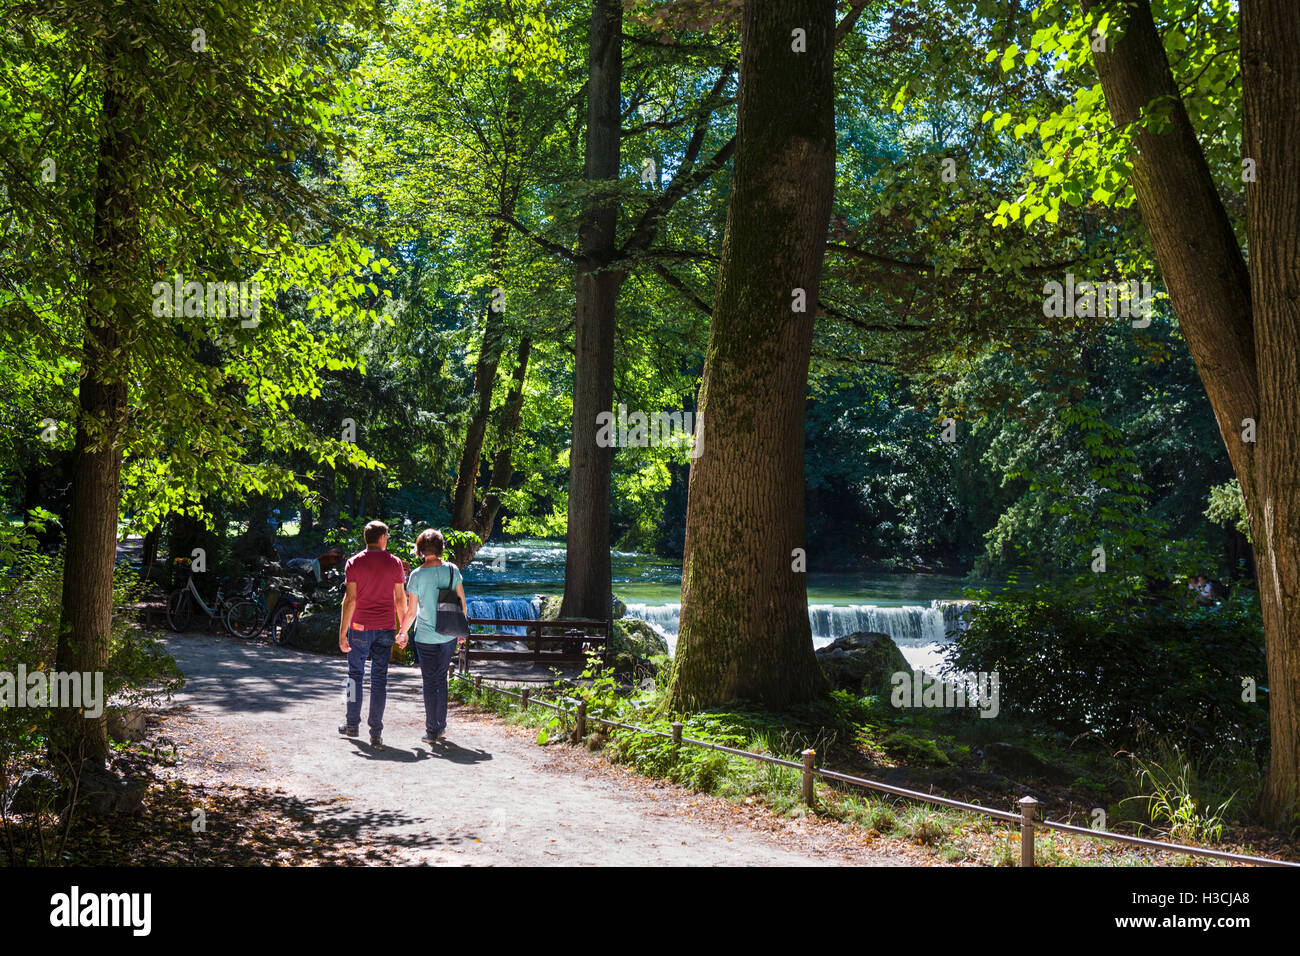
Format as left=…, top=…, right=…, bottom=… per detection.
left=453, top=674, right=1299, bottom=868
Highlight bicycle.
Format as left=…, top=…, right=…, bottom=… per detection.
left=165, top=570, right=239, bottom=633
left=223, top=581, right=305, bottom=645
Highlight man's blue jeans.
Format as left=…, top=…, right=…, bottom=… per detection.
left=344, top=628, right=395, bottom=733
left=415, top=639, right=457, bottom=737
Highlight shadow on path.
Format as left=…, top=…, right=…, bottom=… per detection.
left=164, top=631, right=391, bottom=717
left=422, top=741, right=493, bottom=765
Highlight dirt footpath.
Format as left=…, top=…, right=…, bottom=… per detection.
left=158, top=632, right=915, bottom=866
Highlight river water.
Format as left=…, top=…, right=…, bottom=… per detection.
left=461, top=539, right=978, bottom=674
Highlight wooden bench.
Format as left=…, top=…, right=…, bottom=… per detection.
left=459, top=617, right=611, bottom=675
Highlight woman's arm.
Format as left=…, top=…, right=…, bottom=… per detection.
left=400, top=592, right=420, bottom=634
left=455, top=582, right=467, bottom=615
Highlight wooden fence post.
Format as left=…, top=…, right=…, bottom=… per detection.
left=521, top=688, right=530, bottom=710
left=672, top=722, right=683, bottom=751
left=1019, top=796, right=1038, bottom=867
left=576, top=700, right=587, bottom=738
left=802, top=749, right=816, bottom=807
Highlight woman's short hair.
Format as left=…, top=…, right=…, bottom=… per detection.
left=416, top=529, right=445, bottom=557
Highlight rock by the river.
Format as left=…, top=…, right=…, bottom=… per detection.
left=815, top=631, right=910, bottom=697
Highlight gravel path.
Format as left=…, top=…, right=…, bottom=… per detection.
left=158, top=631, right=913, bottom=866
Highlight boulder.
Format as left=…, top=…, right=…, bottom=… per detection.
left=536, top=595, right=562, bottom=621
left=980, top=742, right=1075, bottom=785
left=292, top=606, right=343, bottom=655
left=75, top=763, right=146, bottom=816
left=613, top=617, right=668, bottom=657
left=6, top=768, right=61, bottom=813
left=537, top=593, right=626, bottom=622
left=815, top=631, right=910, bottom=697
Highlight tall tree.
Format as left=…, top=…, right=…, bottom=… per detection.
left=2, top=0, right=383, bottom=764
left=54, top=31, right=143, bottom=762
left=667, top=0, right=838, bottom=709
left=1058, top=0, right=1300, bottom=825
left=560, top=0, right=623, bottom=619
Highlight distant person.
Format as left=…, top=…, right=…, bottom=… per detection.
left=398, top=529, right=467, bottom=746
left=1200, top=576, right=1222, bottom=606
left=338, top=521, right=407, bottom=748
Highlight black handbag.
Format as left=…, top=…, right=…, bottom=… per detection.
left=433, top=563, right=470, bottom=639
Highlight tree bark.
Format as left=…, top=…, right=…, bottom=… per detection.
left=450, top=227, right=509, bottom=533
left=54, top=40, right=141, bottom=765
left=1085, top=0, right=1299, bottom=822
left=451, top=336, right=533, bottom=567
left=1242, top=0, right=1300, bottom=824
left=667, top=0, right=837, bottom=710
left=561, top=0, right=624, bottom=620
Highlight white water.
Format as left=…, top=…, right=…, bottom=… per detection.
left=467, top=595, right=974, bottom=675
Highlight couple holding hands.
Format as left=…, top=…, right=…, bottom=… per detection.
left=337, top=521, right=468, bottom=749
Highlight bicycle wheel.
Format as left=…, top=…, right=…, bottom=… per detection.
left=271, top=603, right=301, bottom=646
left=166, top=589, right=193, bottom=632
left=224, top=598, right=264, bottom=640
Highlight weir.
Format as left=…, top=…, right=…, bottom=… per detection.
left=464, top=596, right=976, bottom=667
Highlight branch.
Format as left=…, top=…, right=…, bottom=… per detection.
left=619, top=62, right=738, bottom=257
left=487, top=212, right=579, bottom=263
left=827, top=243, right=1077, bottom=277
left=818, top=298, right=928, bottom=334
left=650, top=261, right=713, bottom=317
left=836, top=0, right=870, bottom=45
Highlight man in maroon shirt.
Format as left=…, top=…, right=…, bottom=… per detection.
left=338, top=521, right=407, bottom=748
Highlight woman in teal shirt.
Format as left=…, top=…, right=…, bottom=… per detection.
left=398, top=529, right=466, bottom=744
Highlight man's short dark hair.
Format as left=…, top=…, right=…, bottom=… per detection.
left=416, top=529, right=445, bottom=557
left=363, top=521, right=389, bottom=546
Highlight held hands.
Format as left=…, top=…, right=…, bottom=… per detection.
left=396, top=628, right=409, bottom=649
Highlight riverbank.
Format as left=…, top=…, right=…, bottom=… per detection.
left=448, top=670, right=1300, bottom=867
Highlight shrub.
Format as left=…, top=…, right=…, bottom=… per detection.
left=947, top=581, right=1266, bottom=761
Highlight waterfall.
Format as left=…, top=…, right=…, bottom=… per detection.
left=466, top=596, right=540, bottom=636
left=623, top=599, right=973, bottom=657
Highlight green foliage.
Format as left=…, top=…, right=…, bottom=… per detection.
left=950, top=582, right=1267, bottom=758
left=0, top=537, right=183, bottom=760
left=1122, top=743, right=1236, bottom=843
left=1205, top=479, right=1250, bottom=542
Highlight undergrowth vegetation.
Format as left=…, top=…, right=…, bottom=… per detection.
left=448, top=656, right=1279, bottom=866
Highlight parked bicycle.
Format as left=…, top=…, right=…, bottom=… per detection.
left=223, top=581, right=305, bottom=645
left=165, top=568, right=239, bottom=633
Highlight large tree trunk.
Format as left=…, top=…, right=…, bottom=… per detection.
left=1242, top=0, right=1300, bottom=825
left=560, top=0, right=623, bottom=620
left=667, top=0, right=836, bottom=710
left=54, top=43, right=141, bottom=766
left=1085, top=0, right=1298, bottom=823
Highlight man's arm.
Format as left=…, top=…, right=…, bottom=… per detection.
left=398, top=592, right=418, bottom=648
left=392, top=580, right=407, bottom=632
left=339, top=581, right=358, bottom=652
